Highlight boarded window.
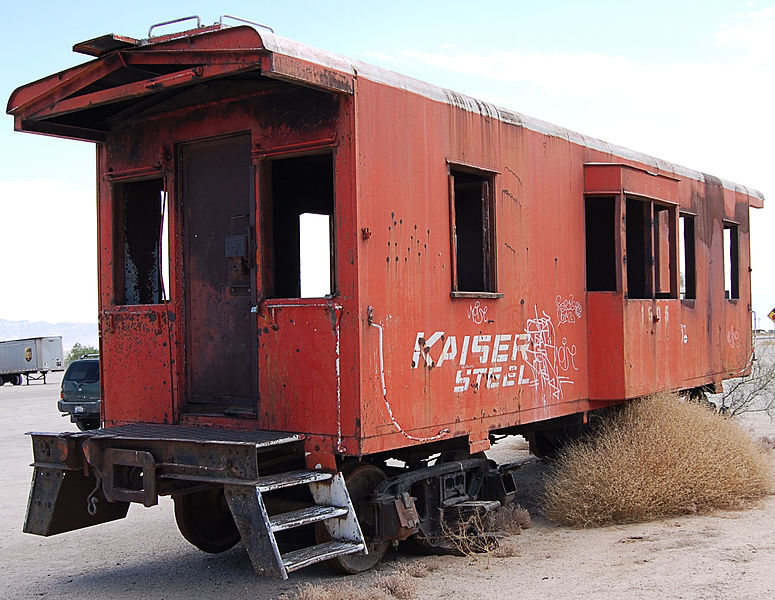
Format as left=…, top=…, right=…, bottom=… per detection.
left=266, top=153, right=334, bottom=299
left=450, top=167, right=496, bottom=293
left=679, top=214, right=696, bottom=300
left=625, top=197, right=676, bottom=299
left=585, top=196, right=617, bottom=291
left=723, top=223, right=739, bottom=299
left=113, top=178, right=167, bottom=305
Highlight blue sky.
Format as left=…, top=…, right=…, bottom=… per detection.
left=2, top=1, right=773, bottom=326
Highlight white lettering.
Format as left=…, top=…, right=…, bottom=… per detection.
left=486, top=366, right=502, bottom=389
left=459, top=335, right=471, bottom=366
left=436, top=336, right=458, bottom=367
left=453, top=369, right=470, bottom=392
left=512, top=333, right=530, bottom=361
left=472, top=367, right=488, bottom=390
left=493, top=334, right=512, bottom=362
left=471, top=335, right=491, bottom=364
left=411, top=331, right=444, bottom=368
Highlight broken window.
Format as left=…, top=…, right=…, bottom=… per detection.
left=679, top=214, right=696, bottom=300
left=625, top=197, right=676, bottom=299
left=723, top=223, right=739, bottom=299
left=585, top=196, right=617, bottom=291
left=265, top=153, right=334, bottom=298
left=449, top=166, right=496, bottom=294
left=113, top=178, right=168, bottom=305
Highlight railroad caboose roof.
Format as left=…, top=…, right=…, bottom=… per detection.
left=7, top=21, right=764, bottom=207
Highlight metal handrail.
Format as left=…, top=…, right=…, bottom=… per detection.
left=220, top=14, right=274, bottom=33
left=148, top=15, right=202, bottom=38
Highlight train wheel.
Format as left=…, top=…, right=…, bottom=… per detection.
left=75, top=419, right=100, bottom=431
left=318, top=462, right=390, bottom=574
left=174, top=487, right=241, bottom=553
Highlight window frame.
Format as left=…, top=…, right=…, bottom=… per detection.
left=624, top=194, right=679, bottom=300
left=723, top=221, right=740, bottom=300
left=110, top=174, right=167, bottom=306
left=447, top=162, right=502, bottom=299
left=258, top=148, right=337, bottom=300
left=679, top=212, right=697, bottom=301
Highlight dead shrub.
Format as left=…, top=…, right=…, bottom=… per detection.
left=375, top=570, right=418, bottom=599
left=542, top=392, right=774, bottom=527
left=437, top=502, right=531, bottom=567
left=484, top=503, right=532, bottom=534
left=399, top=559, right=441, bottom=578
left=492, top=538, right=519, bottom=558
left=439, top=510, right=499, bottom=557
left=286, top=582, right=389, bottom=600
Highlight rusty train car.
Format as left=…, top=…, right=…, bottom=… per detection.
left=8, top=17, right=763, bottom=578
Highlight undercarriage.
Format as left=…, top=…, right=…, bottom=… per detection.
left=25, top=425, right=523, bottom=578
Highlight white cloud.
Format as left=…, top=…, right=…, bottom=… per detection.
left=715, top=5, right=775, bottom=60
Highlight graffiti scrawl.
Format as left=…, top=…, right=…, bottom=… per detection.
left=556, top=294, right=582, bottom=325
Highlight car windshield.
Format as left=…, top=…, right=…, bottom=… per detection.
left=64, top=361, right=99, bottom=384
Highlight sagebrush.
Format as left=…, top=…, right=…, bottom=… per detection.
left=542, top=392, right=773, bottom=527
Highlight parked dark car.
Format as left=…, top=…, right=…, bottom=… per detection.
left=58, top=354, right=100, bottom=430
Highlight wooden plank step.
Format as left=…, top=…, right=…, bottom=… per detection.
left=270, top=505, right=349, bottom=532
left=257, top=470, right=333, bottom=492
left=282, top=540, right=365, bottom=573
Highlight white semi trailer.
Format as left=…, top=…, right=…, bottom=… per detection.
left=0, top=337, right=64, bottom=385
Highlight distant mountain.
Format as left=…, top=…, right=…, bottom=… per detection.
left=0, top=319, right=98, bottom=352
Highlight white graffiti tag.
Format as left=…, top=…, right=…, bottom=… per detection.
left=556, top=337, right=579, bottom=372
left=523, top=306, right=574, bottom=403
left=466, top=301, right=488, bottom=325
left=556, top=294, right=583, bottom=325
left=727, top=326, right=741, bottom=349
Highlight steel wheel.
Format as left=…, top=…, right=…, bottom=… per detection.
left=174, top=486, right=241, bottom=553
left=318, top=462, right=390, bottom=574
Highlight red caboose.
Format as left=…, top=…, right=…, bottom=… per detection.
left=9, top=17, right=763, bottom=577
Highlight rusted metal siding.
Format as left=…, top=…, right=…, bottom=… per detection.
left=353, top=77, right=594, bottom=454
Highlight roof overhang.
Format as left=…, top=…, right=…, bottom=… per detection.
left=7, top=25, right=354, bottom=142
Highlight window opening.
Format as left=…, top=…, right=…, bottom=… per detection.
left=625, top=197, right=676, bottom=299
left=679, top=214, right=696, bottom=300
left=113, top=178, right=167, bottom=305
left=653, top=205, right=673, bottom=298
left=299, top=212, right=332, bottom=298
left=160, top=187, right=170, bottom=301
left=450, top=167, right=496, bottom=293
left=268, top=153, right=334, bottom=298
left=723, top=223, right=739, bottom=299
left=585, top=196, right=616, bottom=291
left=625, top=197, right=650, bottom=299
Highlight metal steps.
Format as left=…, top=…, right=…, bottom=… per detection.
left=257, top=470, right=334, bottom=492
left=225, top=469, right=367, bottom=579
left=269, top=505, right=349, bottom=532
left=283, top=540, right=365, bottom=573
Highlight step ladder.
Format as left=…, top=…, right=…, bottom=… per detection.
left=223, top=470, right=366, bottom=579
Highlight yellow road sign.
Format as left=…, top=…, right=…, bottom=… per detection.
left=769, top=307, right=775, bottom=323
